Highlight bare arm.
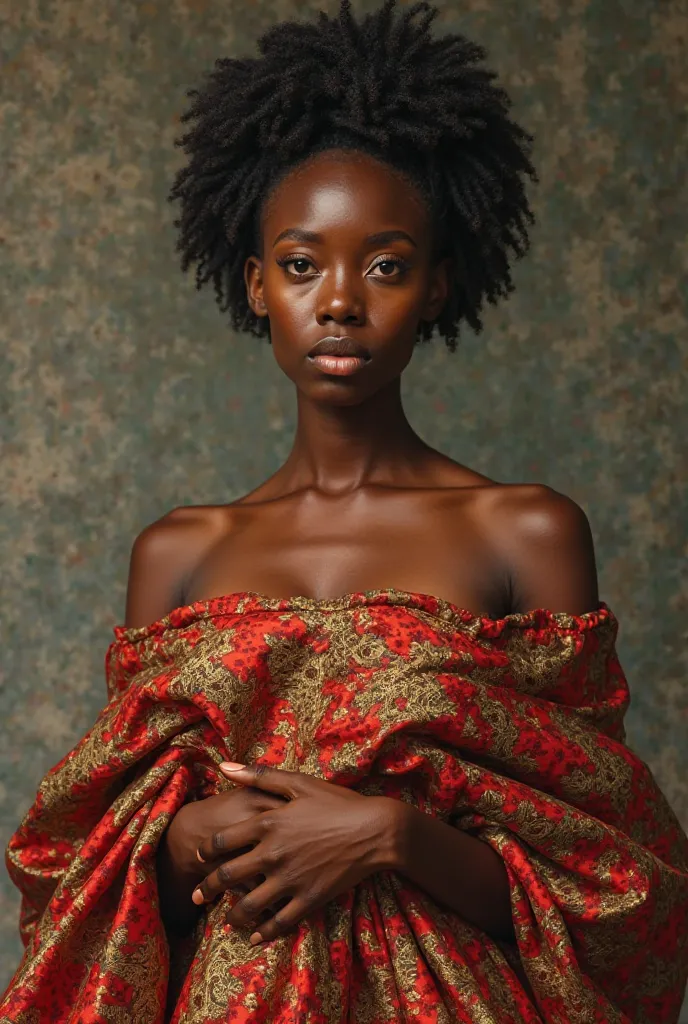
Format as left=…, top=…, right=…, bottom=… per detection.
left=388, top=486, right=600, bottom=941
left=124, top=506, right=228, bottom=932
left=492, top=484, right=600, bottom=615
left=124, top=505, right=226, bottom=628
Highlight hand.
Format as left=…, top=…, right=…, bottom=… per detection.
left=192, top=761, right=399, bottom=946
left=165, top=785, right=288, bottom=896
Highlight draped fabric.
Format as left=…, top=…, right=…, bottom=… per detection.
left=2, top=590, right=687, bottom=1023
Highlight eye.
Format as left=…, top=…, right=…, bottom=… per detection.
left=276, top=255, right=315, bottom=277
left=368, top=255, right=408, bottom=279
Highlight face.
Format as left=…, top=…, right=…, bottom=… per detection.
left=244, top=149, right=449, bottom=405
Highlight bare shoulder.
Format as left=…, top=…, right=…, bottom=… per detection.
left=473, top=483, right=599, bottom=615
left=124, top=505, right=234, bottom=629
left=481, top=482, right=593, bottom=544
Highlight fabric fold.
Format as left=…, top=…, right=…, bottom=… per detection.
left=2, top=589, right=686, bottom=1023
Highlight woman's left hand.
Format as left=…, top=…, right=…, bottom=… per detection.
left=192, top=761, right=400, bottom=945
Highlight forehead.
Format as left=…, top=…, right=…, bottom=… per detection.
left=260, top=149, right=430, bottom=241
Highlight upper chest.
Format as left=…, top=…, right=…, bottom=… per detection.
left=231, top=487, right=486, bottom=554
left=184, top=488, right=506, bottom=613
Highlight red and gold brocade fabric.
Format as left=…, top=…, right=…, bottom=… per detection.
left=2, top=590, right=687, bottom=1023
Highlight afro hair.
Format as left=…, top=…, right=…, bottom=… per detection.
left=168, top=0, right=537, bottom=350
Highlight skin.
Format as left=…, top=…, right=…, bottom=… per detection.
left=129, top=148, right=599, bottom=957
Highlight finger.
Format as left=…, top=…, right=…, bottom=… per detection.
left=196, top=841, right=253, bottom=868
left=225, top=876, right=289, bottom=930
left=196, top=814, right=268, bottom=865
left=218, top=762, right=308, bottom=800
left=248, top=894, right=309, bottom=945
left=230, top=874, right=265, bottom=898
left=234, top=873, right=265, bottom=893
left=192, top=848, right=264, bottom=905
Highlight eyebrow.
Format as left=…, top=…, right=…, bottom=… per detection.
left=272, top=228, right=417, bottom=249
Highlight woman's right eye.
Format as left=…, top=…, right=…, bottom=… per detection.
left=276, top=256, right=314, bottom=276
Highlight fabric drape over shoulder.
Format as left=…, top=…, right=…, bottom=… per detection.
left=2, top=590, right=687, bottom=1023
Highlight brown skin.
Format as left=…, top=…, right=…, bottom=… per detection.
left=128, top=149, right=598, bottom=947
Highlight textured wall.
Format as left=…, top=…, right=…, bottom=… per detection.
left=1, top=0, right=686, bottom=1008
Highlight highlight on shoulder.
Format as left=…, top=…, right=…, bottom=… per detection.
left=123, top=506, right=231, bottom=630
left=479, top=483, right=600, bottom=617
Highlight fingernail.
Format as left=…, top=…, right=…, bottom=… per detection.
left=249, top=931, right=262, bottom=945
left=196, top=848, right=206, bottom=863
left=191, top=888, right=205, bottom=905
left=219, top=761, right=246, bottom=771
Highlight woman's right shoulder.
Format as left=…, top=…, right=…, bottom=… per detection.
left=123, top=504, right=235, bottom=629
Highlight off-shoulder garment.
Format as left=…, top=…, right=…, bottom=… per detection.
left=2, top=590, right=687, bottom=1023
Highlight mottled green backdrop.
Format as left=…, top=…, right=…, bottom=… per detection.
left=1, top=0, right=686, bottom=1008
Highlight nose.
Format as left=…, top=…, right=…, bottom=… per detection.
left=315, top=265, right=365, bottom=326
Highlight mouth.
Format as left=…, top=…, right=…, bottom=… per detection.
left=307, top=336, right=371, bottom=377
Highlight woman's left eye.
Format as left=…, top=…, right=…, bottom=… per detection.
left=369, top=256, right=407, bottom=278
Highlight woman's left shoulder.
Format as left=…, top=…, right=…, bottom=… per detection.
left=475, top=483, right=599, bottom=614
left=484, top=483, right=593, bottom=547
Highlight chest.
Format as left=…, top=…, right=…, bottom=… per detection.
left=187, top=493, right=505, bottom=616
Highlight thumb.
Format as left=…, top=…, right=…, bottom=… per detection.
left=218, top=761, right=304, bottom=800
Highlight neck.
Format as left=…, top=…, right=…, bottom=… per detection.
left=279, top=378, right=430, bottom=494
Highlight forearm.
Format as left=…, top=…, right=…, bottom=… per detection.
left=380, top=799, right=515, bottom=943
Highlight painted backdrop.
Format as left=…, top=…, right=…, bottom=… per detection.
left=1, top=0, right=686, bottom=1010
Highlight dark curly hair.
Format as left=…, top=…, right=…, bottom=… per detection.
left=168, top=0, right=537, bottom=351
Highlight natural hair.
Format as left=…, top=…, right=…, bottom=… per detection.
left=168, top=0, right=537, bottom=351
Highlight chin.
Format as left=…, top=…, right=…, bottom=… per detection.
left=300, top=379, right=380, bottom=406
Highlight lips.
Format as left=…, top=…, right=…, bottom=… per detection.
left=308, top=336, right=371, bottom=360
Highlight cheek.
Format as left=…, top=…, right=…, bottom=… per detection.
left=379, top=333, right=416, bottom=378
left=270, top=340, right=301, bottom=383
left=363, top=296, right=425, bottom=371
left=367, top=275, right=430, bottom=326
left=264, top=277, right=313, bottom=336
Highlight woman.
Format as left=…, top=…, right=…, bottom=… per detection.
left=3, top=1, right=687, bottom=1021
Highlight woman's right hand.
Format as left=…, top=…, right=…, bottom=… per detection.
left=166, top=786, right=288, bottom=887
left=157, top=785, right=287, bottom=932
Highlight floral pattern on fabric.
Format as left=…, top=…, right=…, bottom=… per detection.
left=2, top=589, right=687, bottom=1023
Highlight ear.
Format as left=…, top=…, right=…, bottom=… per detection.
left=244, top=255, right=268, bottom=318
left=421, top=256, right=451, bottom=323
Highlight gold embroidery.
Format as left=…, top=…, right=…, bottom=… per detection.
left=2, top=593, right=687, bottom=1023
